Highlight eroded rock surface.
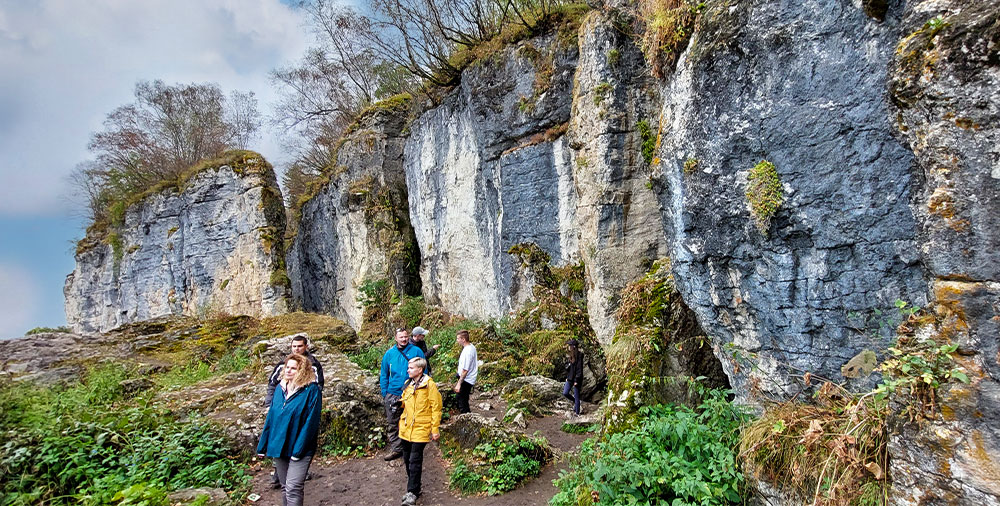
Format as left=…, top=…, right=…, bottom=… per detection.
left=288, top=105, right=420, bottom=330
left=65, top=153, right=289, bottom=334
left=655, top=0, right=927, bottom=398
left=569, top=11, right=669, bottom=344
left=887, top=1, right=1000, bottom=503
left=404, top=32, right=580, bottom=319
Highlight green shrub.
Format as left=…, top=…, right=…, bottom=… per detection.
left=24, top=326, right=71, bottom=335
left=357, top=278, right=392, bottom=309
left=347, top=341, right=388, bottom=373
left=552, top=389, right=750, bottom=506
left=449, top=437, right=552, bottom=496
left=0, top=365, right=249, bottom=505
left=397, top=295, right=426, bottom=329
left=448, top=459, right=485, bottom=494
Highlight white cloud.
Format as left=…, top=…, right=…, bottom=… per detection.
left=0, top=0, right=311, bottom=216
left=0, top=263, right=40, bottom=338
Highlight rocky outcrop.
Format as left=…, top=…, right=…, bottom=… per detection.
left=287, top=101, right=420, bottom=330
left=404, top=32, right=580, bottom=319
left=569, top=12, right=669, bottom=344
left=64, top=152, right=289, bottom=334
left=887, top=1, right=1000, bottom=503
left=653, top=1, right=928, bottom=398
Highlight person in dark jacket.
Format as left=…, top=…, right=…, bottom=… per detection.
left=563, top=339, right=584, bottom=416
left=409, top=326, right=439, bottom=377
left=380, top=328, right=425, bottom=461
left=266, top=334, right=324, bottom=407
left=265, top=334, right=324, bottom=487
left=257, top=353, right=323, bottom=506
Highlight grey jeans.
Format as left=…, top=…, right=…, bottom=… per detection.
left=273, top=455, right=313, bottom=506
left=384, top=393, right=403, bottom=453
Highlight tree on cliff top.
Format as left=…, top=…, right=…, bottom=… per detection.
left=71, top=80, right=260, bottom=224
left=272, top=0, right=582, bottom=205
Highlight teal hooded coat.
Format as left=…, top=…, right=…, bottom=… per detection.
left=256, top=381, right=322, bottom=459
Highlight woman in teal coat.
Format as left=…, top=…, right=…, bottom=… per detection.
left=257, top=353, right=322, bottom=506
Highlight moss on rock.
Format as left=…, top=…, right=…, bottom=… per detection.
left=604, top=258, right=728, bottom=433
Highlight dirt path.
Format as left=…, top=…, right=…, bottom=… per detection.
left=248, top=396, right=593, bottom=506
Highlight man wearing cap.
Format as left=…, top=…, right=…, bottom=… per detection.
left=380, top=327, right=425, bottom=461
left=409, top=326, right=440, bottom=376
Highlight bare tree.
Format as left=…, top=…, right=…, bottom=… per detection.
left=72, top=80, right=261, bottom=223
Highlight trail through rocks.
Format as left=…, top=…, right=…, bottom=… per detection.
left=249, top=398, right=593, bottom=506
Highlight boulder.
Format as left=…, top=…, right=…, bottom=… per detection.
left=167, top=487, right=228, bottom=505
left=440, top=413, right=515, bottom=450
left=502, top=375, right=567, bottom=407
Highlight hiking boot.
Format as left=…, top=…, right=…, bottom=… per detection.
left=270, top=472, right=281, bottom=489
left=401, top=492, right=418, bottom=505
left=384, top=450, right=403, bottom=461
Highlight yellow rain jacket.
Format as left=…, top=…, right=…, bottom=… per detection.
left=398, top=374, right=442, bottom=443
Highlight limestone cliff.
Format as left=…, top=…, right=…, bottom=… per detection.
left=569, top=12, right=669, bottom=344
left=64, top=152, right=289, bottom=333
left=653, top=0, right=927, bottom=399
left=887, top=1, right=1000, bottom=502
left=404, top=32, right=580, bottom=319
left=287, top=100, right=420, bottom=330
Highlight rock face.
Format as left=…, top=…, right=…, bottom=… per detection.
left=404, top=33, right=580, bottom=319
left=288, top=104, right=420, bottom=330
left=64, top=153, right=289, bottom=334
left=887, top=1, right=1000, bottom=503
left=569, top=12, right=669, bottom=344
left=653, top=1, right=928, bottom=398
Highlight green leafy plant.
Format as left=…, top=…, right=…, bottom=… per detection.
left=683, top=158, right=699, bottom=174
left=0, top=365, right=249, bottom=505
left=553, top=389, right=750, bottom=505
left=606, top=49, right=621, bottom=66
left=24, top=326, right=71, bottom=335
left=636, top=120, right=656, bottom=165
left=357, top=278, right=391, bottom=309
left=449, top=437, right=551, bottom=496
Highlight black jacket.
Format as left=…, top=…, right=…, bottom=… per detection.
left=566, top=351, right=584, bottom=385
left=410, top=338, right=436, bottom=376
left=265, top=352, right=324, bottom=407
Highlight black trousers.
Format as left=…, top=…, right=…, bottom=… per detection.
left=401, top=440, right=427, bottom=496
left=457, top=380, right=473, bottom=413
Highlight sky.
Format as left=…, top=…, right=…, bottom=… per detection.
left=0, top=0, right=313, bottom=338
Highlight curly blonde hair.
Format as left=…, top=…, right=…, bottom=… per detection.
left=285, top=353, right=316, bottom=390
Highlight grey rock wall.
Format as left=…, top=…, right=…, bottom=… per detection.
left=404, top=33, right=580, bottom=319
left=64, top=154, right=289, bottom=333
left=569, top=12, right=669, bottom=344
left=287, top=106, right=419, bottom=330
left=654, top=0, right=928, bottom=398
left=888, top=1, right=1000, bottom=503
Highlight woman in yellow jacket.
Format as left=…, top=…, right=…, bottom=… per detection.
left=397, top=356, right=442, bottom=506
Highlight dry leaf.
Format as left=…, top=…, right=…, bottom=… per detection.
left=866, top=461, right=884, bottom=480
left=803, top=372, right=812, bottom=386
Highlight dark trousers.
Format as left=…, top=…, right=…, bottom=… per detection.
left=384, top=394, right=403, bottom=453
left=457, top=380, right=473, bottom=413
left=401, top=440, right=427, bottom=496
left=563, top=379, right=581, bottom=415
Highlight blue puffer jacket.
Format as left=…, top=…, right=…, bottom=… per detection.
left=256, top=381, right=322, bottom=458
left=380, top=343, right=425, bottom=397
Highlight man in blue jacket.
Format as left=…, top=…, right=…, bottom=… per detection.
left=380, top=327, right=425, bottom=461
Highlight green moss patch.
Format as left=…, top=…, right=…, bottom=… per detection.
left=745, top=160, right=783, bottom=237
